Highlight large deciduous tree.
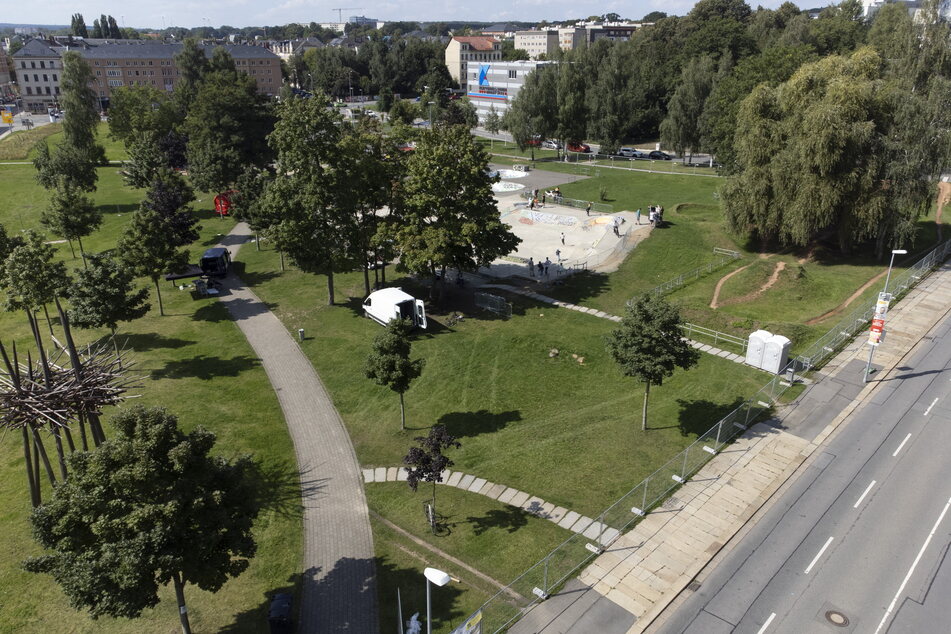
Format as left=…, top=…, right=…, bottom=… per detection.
left=365, top=318, right=425, bottom=431
left=67, top=253, right=150, bottom=333
left=40, top=181, right=103, bottom=261
left=24, top=406, right=261, bottom=634
left=605, top=294, right=700, bottom=431
left=660, top=54, right=717, bottom=161
left=257, top=95, right=350, bottom=305
left=140, top=169, right=200, bottom=247
left=1, top=230, right=71, bottom=332
left=723, top=45, right=950, bottom=256
left=396, top=125, right=521, bottom=299
left=59, top=52, right=106, bottom=165
left=117, top=208, right=189, bottom=316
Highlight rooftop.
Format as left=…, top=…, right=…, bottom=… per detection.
left=452, top=36, right=499, bottom=51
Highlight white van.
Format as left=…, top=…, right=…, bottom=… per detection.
left=362, top=288, right=427, bottom=329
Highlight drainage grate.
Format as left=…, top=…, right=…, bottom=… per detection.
left=663, top=496, right=682, bottom=510
left=686, top=581, right=701, bottom=592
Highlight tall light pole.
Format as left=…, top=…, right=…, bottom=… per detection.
left=423, top=567, right=450, bottom=634
left=864, top=248, right=907, bottom=382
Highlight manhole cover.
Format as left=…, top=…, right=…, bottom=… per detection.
left=825, top=610, right=850, bottom=627
left=662, top=496, right=682, bottom=510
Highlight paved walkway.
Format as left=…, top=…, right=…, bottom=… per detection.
left=510, top=260, right=951, bottom=634
left=479, top=284, right=748, bottom=365
left=364, top=466, right=614, bottom=541
left=216, top=223, right=378, bottom=633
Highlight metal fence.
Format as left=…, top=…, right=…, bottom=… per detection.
left=793, top=239, right=951, bottom=372
left=475, top=292, right=513, bottom=319
left=634, top=247, right=742, bottom=299
left=457, top=366, right=797, bottom=633
left=681, top=322, right=748, bottom=355
left=519, top=191, right=613, bottom=214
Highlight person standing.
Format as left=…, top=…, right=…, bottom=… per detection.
left=544, top=257, right=551, bottom=276
left=555, top=248, right=561, bottom=262
left=636, top=208, right=642, bottom=225
left=528, top=257, right=534, bottom=277
left=537, top=260, right=544, bottom=277
left=560, top=232, right=565, bottom=245
left=586, top=202, right=592, bottom=216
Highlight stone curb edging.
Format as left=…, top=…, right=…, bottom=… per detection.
left=363, top=466, right=618, bottom=542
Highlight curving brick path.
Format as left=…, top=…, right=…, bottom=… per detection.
left=363, top=466, right=619, bottom=544
left=216, top=223, right=378, bottom=633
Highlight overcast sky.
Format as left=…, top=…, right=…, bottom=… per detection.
left=15, top=0, right=799, bottom=30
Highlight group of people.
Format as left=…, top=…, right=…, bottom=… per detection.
left=527, top=187, right=565, bottom=211
left=526, top=256, right=558, bottom=278
left=648, top=205, right=664, bottom=226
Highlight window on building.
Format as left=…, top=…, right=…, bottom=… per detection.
left=108, top=79, right=123, bottom=87
left=55, top=87, right=60, bottom=95
left=34, top=74, right=39, bottom=82
left=45, top=86, right=51, bottom=95
left=96, top=70, right=101, bottom=76
left=43, top=74, right=48, bottom=82
left=508, top=70, right=516, bottom=79
left=40, top=61, right=45, bottom=68
left=52, top=74, right=57, bottom=81
left=20, top=61, right=26, bottom=69
left=25, top=87, right=32, bottom=95
left=31, top=62, right=36, bottom=68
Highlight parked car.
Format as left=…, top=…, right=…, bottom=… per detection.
left=541, top=140, right=562, bottom=150
left=649, top=150, right=672, bottom=160
left=618, top=147, right=648, bottom=158
left=567, top=142, right=591, bottom=153
left=525, top=135, right=542, bottom=147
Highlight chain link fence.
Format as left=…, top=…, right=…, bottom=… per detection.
left=454, top=239, right=951, bottom=634
left=519, top=191, right=613, bottom=214
left=632, top=247, right=741, bottom=299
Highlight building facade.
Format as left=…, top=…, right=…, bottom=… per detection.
left=444, top=36, right=502, bottom=92
left=514, top=30, right=559, bottom=59
left=465, top=60, right=553, bottom=122
left=14, top=39, right=281, bottom=113
left=557, top=27, right=587, bottom=51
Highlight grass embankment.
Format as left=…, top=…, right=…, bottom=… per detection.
left=0, top=123, right=63, bottom=160
left=0, top=137, right=300, bottom=632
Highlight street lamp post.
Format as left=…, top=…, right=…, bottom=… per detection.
left=423, top=567, right=451, bottom=634
left=864, top=248, right=907, bottom=382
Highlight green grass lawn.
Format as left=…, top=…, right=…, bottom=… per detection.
left=0, top=123, right=64, bottom=160
left=27, top=121, right=128, bottom=161
left=0, top=133, right=301, bottom=632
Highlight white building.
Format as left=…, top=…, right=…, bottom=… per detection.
left=514, top=30, right=559, bottom=59
left=558, top=27, right=587, bottom=51
left=444, top=36, right=502, bottom=92
left=465, top=60, right=553, bottom=122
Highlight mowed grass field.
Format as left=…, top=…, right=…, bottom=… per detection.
left=0, top=152, right=301, bottom=631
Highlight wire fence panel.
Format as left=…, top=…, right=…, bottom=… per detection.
left=474, top=292, right=512, bottom=319
left=631, top=248, right=742, bottom=300
left=518, top=191, right=612, bottom=214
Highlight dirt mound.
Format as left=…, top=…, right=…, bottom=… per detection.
left=710, top=264, right=752, bottom=309
left=714, top=261, right=787, bottom=308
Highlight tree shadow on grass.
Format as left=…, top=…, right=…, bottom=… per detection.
left=674, top=398, right=745, bottom=437
left=248, top=459, right=328, bottom=519
left=98, top=202, right=138, bottom=216
left=150, top=354, right=260, bottom=381
left=538, top=270, right=610, bottom=307
left=437, top=410, right=521, bottom=439
left=466, top=506, right=531, bottom=536
left=192, top=303, right=231, bottom=323
left=230, top=261, right=283, bottom=287
left=117, top=332, right=194, bottom=352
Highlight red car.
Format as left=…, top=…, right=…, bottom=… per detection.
left=567, top=142, right=591, bottom=153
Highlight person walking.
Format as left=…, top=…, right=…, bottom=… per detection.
left=537, top=260, right=544, bottom=277
left=544, top=257, right=551, bottom=276
left=636, top=208, right=641, bottom=225
left=528, top=257, right=534, bottom=277
left=586, top=202, right=592, bottom=216
left=555, top=248, right=561, bottom=262
left=560, top=232, right=565, bottom=245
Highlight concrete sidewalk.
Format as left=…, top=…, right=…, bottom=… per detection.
left=216, top=223, right=378, bottom=633
left=511, top=260, right=951, bottom=634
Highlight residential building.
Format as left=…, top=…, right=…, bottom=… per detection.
left=558, top=27, right=587, bottom=51
left=444, top=36, right=502, bottom=92
left=587, top=24, right=641, bottom=43
left=465, top=60, right=553, bottom=122
left=14, top=39, right=281, bottom=113
left=271, top=37, right=324, bottom=61
left=480, top=24, right=519, bottom=39
left=514, top=30, right=559, bottom=59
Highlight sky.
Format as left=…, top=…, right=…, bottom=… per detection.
left=14, top=0, right=798, bottom=30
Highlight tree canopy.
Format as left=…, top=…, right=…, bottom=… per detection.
left=68, top=253, right=151, bottom=333
left=24, top=406, right=260, bottom=634
left=365, top=318, right=425, bottom=430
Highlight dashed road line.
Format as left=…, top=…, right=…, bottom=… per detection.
left=924, top=397, right=940, bottom=416
left=893, top=433, right=912, bottom=457
left=756, top=612, right=777, bottom=634
left=853, top=480, right=877, bottom=509
left=804, top=536, right=834, bottom=574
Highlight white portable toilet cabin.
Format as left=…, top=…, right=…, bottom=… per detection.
left=746, top=330, right=772, bottom=369
left=762, top=334, right=791, bottom=374
left=362, top=287, right=427, bottom=330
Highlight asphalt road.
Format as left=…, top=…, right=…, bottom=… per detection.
left=656, top=309, right=951, bottom=634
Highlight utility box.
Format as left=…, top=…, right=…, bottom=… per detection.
left=746, top=330, right=772, bottom=369
left=762, top=334, right=792, bottom=374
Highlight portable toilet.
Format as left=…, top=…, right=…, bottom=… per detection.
left=762, top=334, right=792, bottom=374
left=746, top=330, right=771, bottom=369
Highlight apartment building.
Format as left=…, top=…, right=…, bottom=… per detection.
left=444, top=36, right=502, bottom=92
left=513, top=30, right=559, bottom=59
left=14, top=39, right=281, bottom=113
left=465, top=60, right=553, bottom=122
left=558, top=27, right=587, bottom=51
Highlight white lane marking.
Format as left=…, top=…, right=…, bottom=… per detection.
left=804, top=536, right=835, bottom=574
left=854, top=480, right=877, bottom=509
left=924, top=398, right=940, bottom=416
left=874, top=495, right=951, bottom=634
left=893, top=433, right=912, bottom=457
left=756, top=612, right=777, bottom=634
